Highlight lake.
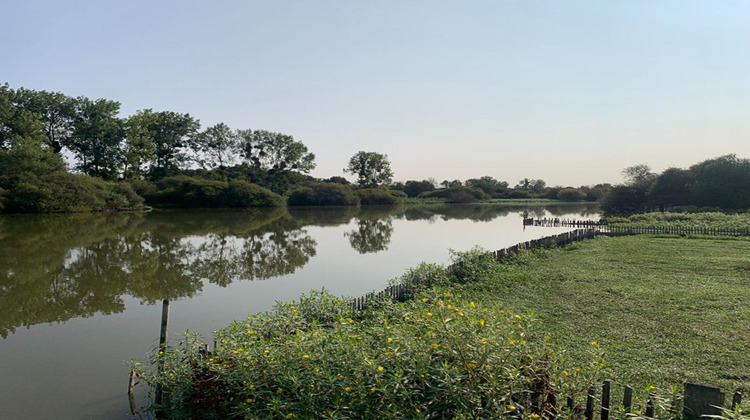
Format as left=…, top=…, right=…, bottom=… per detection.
left=0, top=203, right=598, bottom=419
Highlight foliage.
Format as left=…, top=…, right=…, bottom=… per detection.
left=192, top=122, right=241, bottom=171
left=355, top=187, right=401, bottom=205
left=287, top=183, right=359, bottom=206
left=419, top=186, right=489, bottom=203
left=556, top=188, right=586, bottom=202
left=606, top=212, right=750, bottom=231
left=146, top=176, right=283, bottom=208
left=66, top=97, right=124, bottom=180
left=465, top=176, right=509, bottom=197
left=400, top=179, right=437, bottom=198
left=344, top=151, right=394, bottom=187
left=136, top=288, right=601, bottom=419
left=238, top=129, right=316, bottom=174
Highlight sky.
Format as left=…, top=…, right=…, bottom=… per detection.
left=3, top=0, right=750, bottom=186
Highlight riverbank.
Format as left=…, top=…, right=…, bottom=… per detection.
left=135, top=233, right=750, bottom=418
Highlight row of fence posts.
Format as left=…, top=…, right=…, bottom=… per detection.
left=523, top=218, right=750, bottom=237
left=575, top=381, right=741, bottom=420
left=350, top=229, right=598, bottom=310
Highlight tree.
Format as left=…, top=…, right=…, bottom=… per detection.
left=13, top=88, right=77, bottom=154
left=193, top=122, right=240, bottom=171
left=441, top=179, right=462, bottom=188
left=465, top=176, right=508, bottom=196
left=150, top=111, right=200, bottom=179
left=403, top=179, right=436, bottom=197
left=66, top=97, right=124, bottom=180
left=622, top=164, right=654, bottom=185
left=344, top=151, right=394, bottom=187
left=123, top=109, right=158, bottom=179
left=238, top=129, right=316, bottom=174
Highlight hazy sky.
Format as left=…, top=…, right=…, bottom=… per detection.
left=3, top=1, right=749, bottom=186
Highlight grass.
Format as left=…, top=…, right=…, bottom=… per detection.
left=607, top=212, right=750, bottom=230
left=451, top=235, right=750, bottom=393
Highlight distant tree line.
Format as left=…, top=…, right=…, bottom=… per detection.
left=601, top=155, right=750, bottom=214
left=0, top=82, right=635, bottom=213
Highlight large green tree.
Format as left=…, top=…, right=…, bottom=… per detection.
left=344, top=151, right=393, bottom=187
left=193, top=122, right=240, bottom=171
left=13, top=88, right=77, bottom=154
left=66, top=97, right=124, bottom=180
left=238, top=129, right=315, bottom=174
left=123, top=109, right=159, bottom=179
left=150, top=111, right=200, bottom=179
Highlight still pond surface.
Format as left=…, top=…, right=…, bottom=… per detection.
left=0, top=203, right=598, bottom=419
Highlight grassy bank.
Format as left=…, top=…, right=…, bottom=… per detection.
left=136, top=234, right=750, bottom=418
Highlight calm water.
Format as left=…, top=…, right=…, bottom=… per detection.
left=0, top=203, right=598, bottom=419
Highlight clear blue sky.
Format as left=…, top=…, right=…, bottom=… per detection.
left=3, top=0, right=749, bottom=186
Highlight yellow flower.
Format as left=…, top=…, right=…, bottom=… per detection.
left=508, top=404, right=516, bottom=410
left=562, top=371, right=569, bottom=376
left=292, top=309, right=298, bottom=315
left=648, top=385, right=656, bottom=391
left=515, top=314, right=522, bottom=320
left=531, top=414, right=540, bottom=419
left=387, top=337, right=393, bottom=343
left=347, top=318, right=354, bottom=324
left=575, top=368, right=582, bottom=373
left=509, top=340, right=516, bottom=345
left=301, top=354, right=310, bottom=360
left=466, top=363, right=477, bottom=370
left=499, top=310, right=505, bottom=315
left=469, top=301, right=476, bottom=308
left=458, top=311, right=465, bottom=317
left=286, top=414, right=294, bottom=419
left=421, top=298, right=429, bottom=303
left=377, top=366, right=384, bottom=372
left=484, top=365, right=491, bottom=372
left=416, top=408, right=421, bottom=413
left=344, top=387, right=352, bottom=392
left=591, top=341, right=599, bottom=347
left=385, top=351, right=392, bottom=356
left=481, top=338, right=488, bottom=343
left=232, top=350, right=239, bottom=354
left=424, top=312, right=433, bottom=318
left=431, top=343, right=439, bottom=349
left=479, top=319, right=485, bottom=326
left=246, top=398, right=252, bottom=403
left=370, top=387, right=376, bottom=393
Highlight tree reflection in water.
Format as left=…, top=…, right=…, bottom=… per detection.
left=0, top=203, right=598, bottom=336
left=0, top=208, right=317, bottom=337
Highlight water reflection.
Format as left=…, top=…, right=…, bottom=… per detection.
left=0, top=203, right=597, bottom=336
left=0, top=209, right=316, bottom=337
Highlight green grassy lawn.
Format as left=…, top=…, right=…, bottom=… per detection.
left=457, top=235, right=750, bottom=393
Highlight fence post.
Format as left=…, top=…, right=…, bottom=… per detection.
left=623, top=386, right=633, bottom=413
left=601, top=380, right=612, bottom=420
left=683, top=383, right=725, bottom=420
left=585, top=386, right=596, bottom=420
left=732, top=392, right=742, bottom=410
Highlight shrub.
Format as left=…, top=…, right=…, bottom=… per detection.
left=556, top=188, right=586, bottom=202
left=356, top=188, right=401, bottom=205
left=418, top=186, right=489, bottom=203
left=145, top=176, right=282, bottom=208
left=110, top=182, right=145, bottom=209
left=135, top=288, right=601, bottom=420
left=224, top=180, right=284, bottom=207
left=287, top=183, right=359, bottom=206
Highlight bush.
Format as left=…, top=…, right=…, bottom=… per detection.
left=356, top=188, right=401, bottom=205
left=556, top=188, right=586, bottom=202
left=145, top=176, right=283, bottom=208
left=287, top=183, right=359, bottom=206
left=418, top=186, right=488, bottom=203
left=110, top=182, right=145, bottom=209
left=224, top=180, right=284, bottom=207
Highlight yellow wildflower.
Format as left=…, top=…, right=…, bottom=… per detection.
left=377, top=366, right=384, bottom=372
left=469, top=301, right=476, bottom=308
left=424, top=312, right=433, bottom=318
left=387, top=337, right=393, bottom=343
left=421, top=298, right=429, bottom=303
left=531, top=414, right=540, bottom=419
left=479, top=319, right=485, bottom=326
left=508, top=404, right=516, bottom=410
left=466, top=363, right=477, bottom=370
left=347, top=318, right=354, bottom=324
left=431, top=343, right=439, bottom=349
left=301, top=354, right=310, bottom=360
left=344, top=387, right=352, bottom=392
left=286, top=414, right=293, bottom=419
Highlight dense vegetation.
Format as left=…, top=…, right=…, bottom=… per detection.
left=136, top=234, right=750, bottom=419
left=1, top=83, right=611, bottom=213
left=601, top=155, right=750, bottom=214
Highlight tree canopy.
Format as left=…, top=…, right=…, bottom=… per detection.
left=344, top=151, right=394, bottom=187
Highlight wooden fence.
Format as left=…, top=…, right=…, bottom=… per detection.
left=565, top=381, right=742, bottom=420
left=349, top=229, right=598, bottom=310
left=524, top=218, right=750, bottom=237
